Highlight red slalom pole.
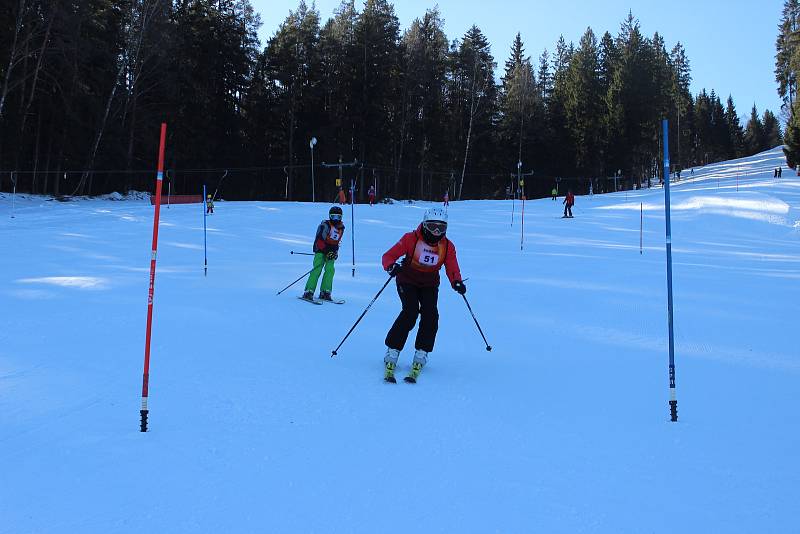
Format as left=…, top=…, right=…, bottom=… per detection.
left=140, top=123, right=167, bottom=432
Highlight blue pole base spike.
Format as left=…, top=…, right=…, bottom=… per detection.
left=140, top=409, right=149, bottom=432
left=669, top=400, right=678, bottom=422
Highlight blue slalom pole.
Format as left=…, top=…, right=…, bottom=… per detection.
left=662, top=119, right=678, bottom=422
left=350, top=179, right=355, bottom=277
left=203, top=184, right=208, bottom=277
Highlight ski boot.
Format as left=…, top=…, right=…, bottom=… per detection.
left=301, top=290, right=315, bottom=302
left=384, top=348, right=400, bottom=383
left=404, top=362, right=423, bottom=383
left=384, top=361, right=397, bottom=383
left=404, top=350, right=428, bottom=383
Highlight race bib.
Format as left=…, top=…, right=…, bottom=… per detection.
left=329, top=227, right=340, bottom=241
left=413, top=240, right=443, bottom=270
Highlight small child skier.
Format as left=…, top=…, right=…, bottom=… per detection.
left=563, top=189, right=575, bottom=218
left=381, top=207, right=464, bottom=383
left=443, top=190, right=449, bottom=207
left=206, top=194, right=214, bottom=214
left=368, top=185, right=376, bottom=206
left=551, top=187, right=557, bottom=200
left=302, top=206, right=345, bottom=303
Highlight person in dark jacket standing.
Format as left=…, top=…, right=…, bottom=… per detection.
left=563, top=189, right=575, bottom=218
left=380, top=207, right=464, bottom=383
left=302, top=206, right=345, bottom=302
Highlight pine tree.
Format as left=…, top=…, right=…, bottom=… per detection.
left=263, top=0, right=322, bottom=199
left=762, top=109, right=783, bottom=148
left=743, top=104, right=765, bottom=155
left=606, top=12, right=660, bottom=183
left=775, top=0, right=800, bottom=111
left=548, top=35, right=575, bottom=175
left=670, top=42, right=691, bottom=167
left=354, top=0, right=401, bottom=197
left=724, top=95, right=744, bottom=158
left=448, top=25, right=497, bottom=198
left=783, top=100, right=800, bottom=168
left=397, top=8, right=448, bottom=196
left=498, top=33, right=537, bottom=175
left=564, top=27, right=604, bottom=176
left=537, top=49, right=552, bottom=103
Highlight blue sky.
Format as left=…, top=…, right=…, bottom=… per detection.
left=252, top=0, right=785, bottom=120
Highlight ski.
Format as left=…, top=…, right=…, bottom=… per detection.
left=298, top=296, right=323, bottom=305
left=320, top=298, right=345, bottom=304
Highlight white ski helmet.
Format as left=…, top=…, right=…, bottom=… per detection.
left=421, top=207, right=448, bottom=242
left=423, top=207, right=447, bottom=224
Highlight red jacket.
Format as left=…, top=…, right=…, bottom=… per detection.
left=382, top=226, right=462, bottom=288
left=564, top=192, right=575, bottom=206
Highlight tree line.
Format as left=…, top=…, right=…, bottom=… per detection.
left=777, top=0, right=800, bottom=168
left=0, top=0, right=782, bottom=200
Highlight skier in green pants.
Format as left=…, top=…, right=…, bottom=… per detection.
left=302, top=206, right=345, bottom=303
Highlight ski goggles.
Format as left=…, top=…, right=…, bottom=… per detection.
left=423, top=220, right=447, bottom=237
left=329, top=213, right=342, bottom=221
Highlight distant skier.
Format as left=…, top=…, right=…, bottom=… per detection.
left=381, top=207, right=464, bottom=384
left=337, top=187, right=346, bottom=205
left=563, top=189, right=575, bottom=218
left=206, top=194, right=214, bottom=214
left=779, top=167, right=783, bottom=178
left=443, top=190, right=449, bottom=207
left=302, top=206, right=345, bottom=303
left=551, top=187, right=558, bottom=200
left=505, top=185, right=511, bottom=199
left=368, top=185, right=376, bottom=206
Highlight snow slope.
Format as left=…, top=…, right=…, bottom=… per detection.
left=1, top=147, right=798, bottom=533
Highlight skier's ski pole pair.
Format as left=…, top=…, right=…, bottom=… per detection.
left=331, top=207, right=491, bottom=384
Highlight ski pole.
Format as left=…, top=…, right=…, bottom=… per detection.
left=290, top=251, right=314, bottom=256
left=276, top=267, right=315, bottom=295
left=331, top=276, right=393, bottom=357
left=461, top=294, right=492, bottom=351
left=211, top=170, right=228, bottom=201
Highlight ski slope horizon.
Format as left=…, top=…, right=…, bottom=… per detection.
left=1, top=147, right=798, bottom=532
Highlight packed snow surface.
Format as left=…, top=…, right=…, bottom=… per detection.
left=1, top=148, right=798, bottom=532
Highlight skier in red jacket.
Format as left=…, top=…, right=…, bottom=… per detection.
left=380, top=207, right=464, bottom=383
left=563, top=189, right=575, bottom=218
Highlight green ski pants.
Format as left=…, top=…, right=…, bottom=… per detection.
left=305, top=252, right=335, bottom=293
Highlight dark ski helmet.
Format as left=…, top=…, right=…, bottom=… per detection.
left=329, top=205, right=343, bottom=222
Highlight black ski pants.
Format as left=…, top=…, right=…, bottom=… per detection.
left=564, top=204, right=573, bottom=217
left=385, top=283, right=439, bottom=353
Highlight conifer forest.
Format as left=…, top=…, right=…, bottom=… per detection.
left=0, top=0, right=787, bottom=200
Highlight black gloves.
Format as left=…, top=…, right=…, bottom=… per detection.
left=452, top=280, right=466, bottom=295
left=326, top=250, right=338, bottom=261
left=386, top=263, right=402, bottom=277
